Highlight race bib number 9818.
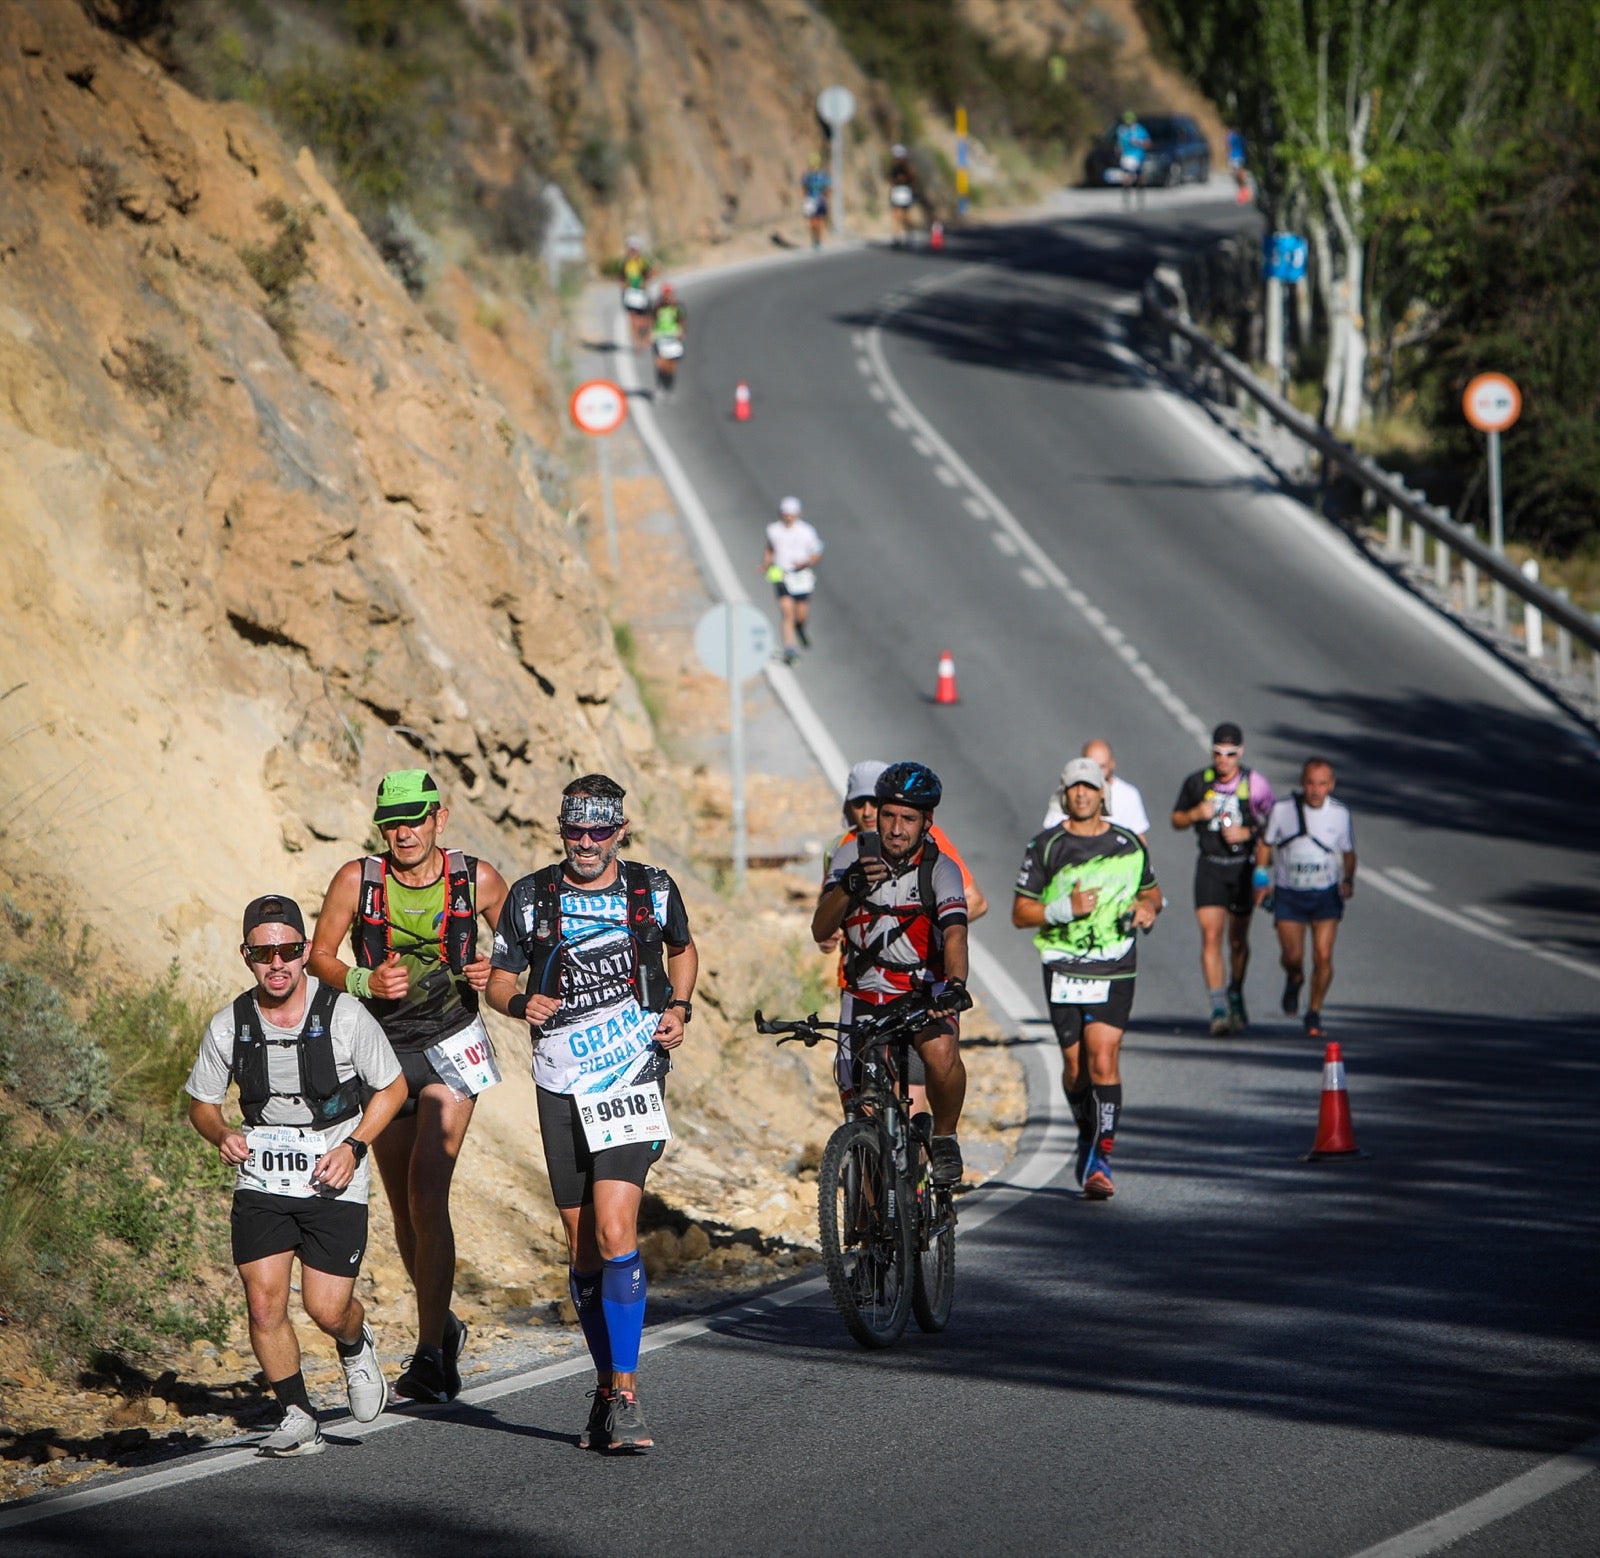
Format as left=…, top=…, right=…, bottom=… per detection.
left=579, top=1081, right=671, bottom=1153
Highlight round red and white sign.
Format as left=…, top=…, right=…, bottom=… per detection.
left=1462, top=373, right=1521, bottom=434
left=569, top=378, right=627, bottom=436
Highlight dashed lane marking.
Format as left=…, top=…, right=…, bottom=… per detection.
left=933, top=465, right=959, bottom=487
left=1019, top=567, right=1047, bottom=589
left=963, top=496, right=989, bottom=520
left=1385, top=868, right=1434, bottom=893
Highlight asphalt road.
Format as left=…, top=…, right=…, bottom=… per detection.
left=10, top=196, right=1598, bottom=1556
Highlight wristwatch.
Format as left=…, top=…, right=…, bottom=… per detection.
left=346, top=1137, right=370, bottom=1163
left=666, top=998, right=693, bottom=1023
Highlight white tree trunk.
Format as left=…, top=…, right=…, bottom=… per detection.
left=1335, top=234, right=1367, bottom=433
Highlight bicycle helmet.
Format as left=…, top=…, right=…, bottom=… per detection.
left=875, top=761, right=942, bottom=811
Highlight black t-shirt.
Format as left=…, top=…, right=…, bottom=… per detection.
left=1173, top=767, right=1270, bottom=861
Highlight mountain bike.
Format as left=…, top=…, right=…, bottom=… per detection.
left=755, top=991, right=958, bottom=1348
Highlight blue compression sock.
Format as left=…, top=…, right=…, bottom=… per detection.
left=600, top=1251, right=647, bottom=1374
left=568, top=1267, right=611, bottom=1374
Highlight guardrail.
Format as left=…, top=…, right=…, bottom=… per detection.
left=1142, top=277, right=1600, bottom=706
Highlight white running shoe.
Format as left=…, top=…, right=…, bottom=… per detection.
left=258, top=1404, right=326, bottom=1457
left=340, top=1323, right=388, bottom=1423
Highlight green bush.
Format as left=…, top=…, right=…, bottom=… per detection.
left=240, top=198, right=318, bottom=350
left=0, top=962, right=112, bottom=1117
left=90, top=959, right=211, bottom=1115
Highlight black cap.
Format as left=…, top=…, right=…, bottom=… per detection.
left=242, top=894, right=307, bottom=940
left=1211, top=722, right=1244, bottom=747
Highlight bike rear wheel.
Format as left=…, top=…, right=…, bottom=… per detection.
left=911, top=1172, right=957, bottom=1333
left=817, top=1118, right=914, bottom=1349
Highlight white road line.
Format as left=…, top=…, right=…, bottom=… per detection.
left=867, top=382, right=886, bottom=402
left=1385, top=868, right=1434, bottom=893
left=992, top=531, right=1019, bottom=556
left=887, top=408, right=909, bottom=429
left=1349, top=1433, right=1600, bottom=1558
left=851, top=331, right=865, bottom=349
left=1460, top=905, right=1511, bottom=928
left=1019, top=567, right=1048, bottom=589
left=963, top=496, right=989, bottom=520
left=910, top=434, right=936, bottom=457
left=933, top=465, right=959, bottom=487
left=855, top=356, right=872, bottom=377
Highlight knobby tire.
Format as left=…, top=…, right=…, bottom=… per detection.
left=911, top=1167, right=956, bottom=1333
left=817, top=1118, right=914, bottom=1349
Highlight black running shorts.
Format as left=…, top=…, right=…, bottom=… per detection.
left=536, top=1085, right=666, bottom=1210
left=231, top=1189, right=369, bottom=1276
left=1043, top=970, right=1136, bottom=1047
left=1193, top=855, right=1255, bottom=916
left=393, top=1047, right=449, bottom=1119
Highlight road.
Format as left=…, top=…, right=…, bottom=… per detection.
left=8, top=195, right=1597, bottom=1556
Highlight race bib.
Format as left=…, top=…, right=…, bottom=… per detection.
left=890, top=185, right=914, bottom=208
left=245, top=1125, right=326, bottom=1199
left=783, top=567, right=816, bottom=595
left=802, top=196, right=819, bottom=218
left=622, top=286, right=650, bottom=310
left=578, top=1080, right=671, bottom=1153
left=1050, top=973, right=1112, bottom=1005
left=426, top=1021, right=501, bottom=1100
left=1289, top=857, right=1334, bottom=890
left=1120, top=154, right=1143, bottom=173
left=654, top=336, right=685, bottom=360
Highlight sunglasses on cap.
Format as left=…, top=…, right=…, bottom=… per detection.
left=561, top=823, right=621, bottom=843
left=242, top=940, right=307, bottom=965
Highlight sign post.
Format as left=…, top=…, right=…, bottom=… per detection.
left=1262, top=234, right=1308, bottom=397
left=569, top=379, right=628, bottom=573
left=1462, top=372, right=1522, bottom=634
left=816, top=86, right=856, bottom=235
left=693, top=602, right=774, bottom=892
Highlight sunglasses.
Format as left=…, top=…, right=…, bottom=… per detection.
left=1212, top=746, right=1242, bottom=758
left=243, top=941, right=307, bottom=965
left=561, top=823, right=621, bottom=843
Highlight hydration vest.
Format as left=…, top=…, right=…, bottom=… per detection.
left=353, top=850, right=476, bottom=974
left=229, top=981, right=364, bottom=1128
left=842, top=836, right=944, bottom=987
left=524, top=860, right=670, bottom=1012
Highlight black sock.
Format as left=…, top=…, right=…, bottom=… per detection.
left=1067, top=1086, right=1092, bottom=1137
left=1091, top=1083, right=1123, bottom=1155
left=270, top=1371, right=313, bottom=1416
left=335, top=1332, right=365, bottom=1359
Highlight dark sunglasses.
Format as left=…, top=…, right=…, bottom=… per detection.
left=561, top=823, right=621, bottom=843
left=243, top=941, right=307, bottom=965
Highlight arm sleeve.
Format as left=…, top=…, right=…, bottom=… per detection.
left=931, top=856, right=967, bottom=927
left=183, top=1011, right=235, bottom=1105
left=490, top=883, right=531, bottom=974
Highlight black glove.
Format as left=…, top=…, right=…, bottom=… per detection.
left=840, top=862, right=874, bottom=902
left=938, top=978, right=972, bottom=1014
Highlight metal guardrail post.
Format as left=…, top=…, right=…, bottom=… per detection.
left=1463, top=535, right=1479, bottom=616
left=1410, top=514, right=1426, bottom=570
left=1387, top=502, right=1401, bottom=553
left=1435, top=534, right=1450, bottom=593
left=1521, top=558, right=1543, bottom=658
left=1555, top=587, right=1572, bottom=675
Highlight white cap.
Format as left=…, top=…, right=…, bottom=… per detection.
left=842, top=760, right=889, bottom=826
left=625, top=234, right=643, bottom=249
left=779, top=496, right=802, bottom=516
left=1059, top=757, right=1105, bottom=791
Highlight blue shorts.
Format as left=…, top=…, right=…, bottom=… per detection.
left=1273, top=885, right=1344, bottom=924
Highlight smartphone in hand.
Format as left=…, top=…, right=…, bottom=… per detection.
left=858, top=830, right=882, bottom=860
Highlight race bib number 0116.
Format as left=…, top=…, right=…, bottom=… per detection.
left=426, top=1023, right=501, bottom=1100
left=245, top=1125, right=326, bottom=1199
left=579, top=1081, right=671, bottom=1153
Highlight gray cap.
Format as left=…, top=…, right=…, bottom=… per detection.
left=1059, top=756, right=1105, bottom=791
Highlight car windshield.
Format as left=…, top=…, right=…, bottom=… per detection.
left=1142, top=117, right=1188, bottom=144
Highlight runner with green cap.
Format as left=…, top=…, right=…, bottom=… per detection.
left=309, top=769, right=510, bottom=1402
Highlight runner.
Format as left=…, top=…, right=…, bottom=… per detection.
left=1115, top=111, right=1152, bottom=209
left=619, top=236, right=656, bottom=349
left=486, top=774, right=697, bottom=1453
left=1013, top=758, right=1161, bottom=1200
left=887, top=143, right=919, bottom=246
left=651, top=283, right=686, bottom=396
left=309, top=770, right=509, bottom=1403
left=801, top=153, right=831, bottom=249
left=812, top=762, right=972, bottom=1185
left=1043, top=738, right=1150, bottom=842
left=187, top=894, right=407, bottom=1457
left=1256, top=758, right=1357, bottom=1038
left=818, top=759, right=988, bottom=1113
left=1171, top=724, right=1276, bottom=1036
left=763, top=495, right=823, bottom=666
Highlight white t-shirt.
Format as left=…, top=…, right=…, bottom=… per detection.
left=1263, top=794, right=1354, bottom=892
left=765, top=518, right=823, bottom=575
left=186, top=977, right=400, bottom=1204
left=1043, top=775, right=1150, bottom=836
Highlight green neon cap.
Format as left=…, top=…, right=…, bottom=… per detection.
left=373, top=769, right=441, bottom=825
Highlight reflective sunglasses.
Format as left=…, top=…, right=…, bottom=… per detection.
left=243, top=940, right=307, bottom=965
left=1211, top=746, right=1242, bottom=758
left=561, top=823, right=621, bottom=843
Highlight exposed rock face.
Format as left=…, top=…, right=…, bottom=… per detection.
left=0, top=2, right=642, bottom=979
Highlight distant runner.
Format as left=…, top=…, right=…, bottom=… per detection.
left=888, top=143, right=919, bottom=247
left=763, top=495, right=824, bottom=666
left=1115, top=111, right=1152, bottom=208
left=801, top=153, right=831, bottom=248
left=1256, top=758, right=1357, bottom=1038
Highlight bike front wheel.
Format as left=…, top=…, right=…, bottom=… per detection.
left=817, top=1118, right=915, bottom=1349
left=911, top=1174, right=957, bottom=1333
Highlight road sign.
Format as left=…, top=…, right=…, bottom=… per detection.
left=1263, top=232, right=1308, bottom=284
left=569, top=378, right=627, bottom=436
left=694, top=602, right=773, bottom=683
left=816, top=86, right=856, bottom=128
left=1462, top=373, right=1521, bottom=434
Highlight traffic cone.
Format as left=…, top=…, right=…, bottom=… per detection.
left=733, top=381, right=752, bottom=422
left=1300, top=1041, right=1366, bottom=1160
left=934, top=650, right=959, bottom=705
left=930, top=220, right=944, bottom=251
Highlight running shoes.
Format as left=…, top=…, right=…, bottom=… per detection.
left=339, top=1322, right=387, bottom=1423
left=258, top=1404, right=325, bottom=1457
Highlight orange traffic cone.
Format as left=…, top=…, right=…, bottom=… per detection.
left=930, top=220, right=944, bottom=251
left=1301, top=1041, right=1366, bottom=1160
left=934, top=650, right=959, bottom=705
left=733, top=381, right=752, bottom=422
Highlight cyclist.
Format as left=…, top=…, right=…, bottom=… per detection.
left=309, top=770, right=510, bottom=1403
left=487, top=774, right=697, bottom=1454
left=801, top=153, right=831, bottom=249
left=1013, top=757, right=1161, bottom=1200
left=651, top=283, right=686, bottom=396
left=812, top=762, right=971, bottom=1186
left=1255, top=758, right=1356, bottom=1038
left=887, top=143, right=919, bottom=247
left=819, top=760, right=988, bottom=1113
left=1043, top=738, right=1150, bottom=842
left=187, top=895, right=407, bottom=1456
left=619, top=236, right=656, bottom=349
left=763, top=495, right=824, bottom=665
left=1171, top=724, right=1276, bottom=1037
left=1115, top=111, right=1152, bottom=208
